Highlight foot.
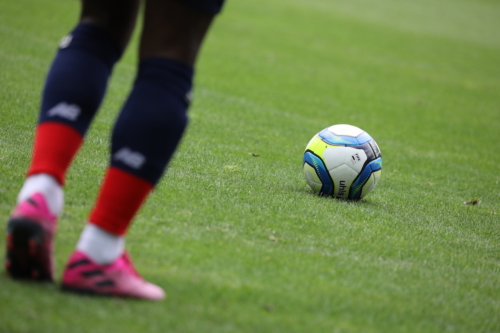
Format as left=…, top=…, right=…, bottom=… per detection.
left=61, top=250, right=165, bottom=300
left=5, top=193, right=57, bottom=281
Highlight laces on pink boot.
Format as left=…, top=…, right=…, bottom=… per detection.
left=5, top=193, right=57, bottom=281
left=61, top=251, right=165, bottom=301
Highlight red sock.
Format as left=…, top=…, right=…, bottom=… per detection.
left=27, top=122, right=84, bottom=185
left=89, top=167, right=153, bottom=236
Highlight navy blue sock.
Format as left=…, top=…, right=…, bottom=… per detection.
left=110, top=57, right=193, bottom=185
left=39, top=23, right=122, bottom=136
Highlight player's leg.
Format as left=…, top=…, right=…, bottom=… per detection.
left=62, top=0, right=225, bottom=300
left=5, top=0, right=140, bottom=282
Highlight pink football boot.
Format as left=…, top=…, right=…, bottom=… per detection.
left=61, top=250, right=165, bottom=300
left=5, top=193, right=57, bottom=281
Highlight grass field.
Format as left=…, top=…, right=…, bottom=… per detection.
left=1, top=0, right=500, bottom=332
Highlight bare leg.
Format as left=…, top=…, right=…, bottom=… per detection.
left=80, top=0, right=140, bottom=51
left=139, top=0, right=216, bottom=65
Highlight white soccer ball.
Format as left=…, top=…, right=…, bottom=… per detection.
left=303, top=124, right=382, bottom=199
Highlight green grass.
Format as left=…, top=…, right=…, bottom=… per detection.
left=1, top=0, right=500, bottom=332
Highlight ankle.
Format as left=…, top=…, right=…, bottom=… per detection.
left=18, top=173, right=64, bottom=216
left=76, top=223, right=125, bottom=264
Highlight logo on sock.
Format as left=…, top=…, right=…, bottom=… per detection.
left=185, top=91, right=193, bottom=105
left=59, top=35, right=73, bottom=49
left=47, top=102, right=81, bottom=121
left=113, top=148, right=146, bottom=169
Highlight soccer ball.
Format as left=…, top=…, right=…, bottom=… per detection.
left=303, top=124, right=382, bottom=199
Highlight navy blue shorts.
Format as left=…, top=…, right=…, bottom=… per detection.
left=178, top=0, right=226, bottom=14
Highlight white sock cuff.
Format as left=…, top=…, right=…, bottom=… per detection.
left=76, top=223, right=125, bottom=265
left=18, top=173, right=64, bottom=215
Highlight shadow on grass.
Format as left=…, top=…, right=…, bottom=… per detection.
left=292, top=185, right=382, bottom=208
left=0, top=272, right=147, bottom=304
left=0, top=272, right=59, bottom=298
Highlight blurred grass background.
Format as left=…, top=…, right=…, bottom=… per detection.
left=0, top=0, right=499, bottom=332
